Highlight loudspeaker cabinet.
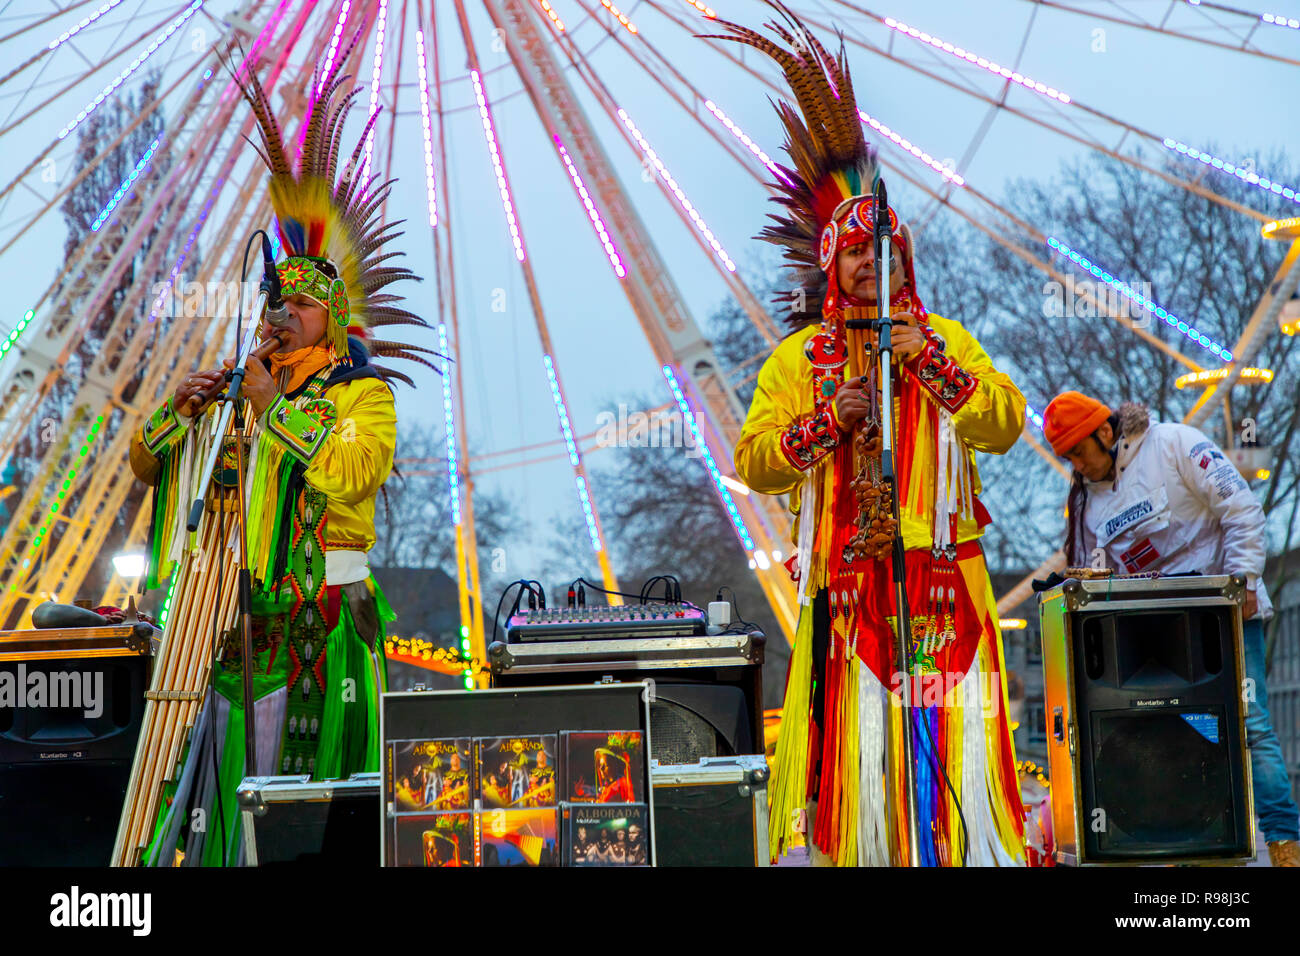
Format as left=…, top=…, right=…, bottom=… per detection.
left=1037, top=575, right=1255, bottom=866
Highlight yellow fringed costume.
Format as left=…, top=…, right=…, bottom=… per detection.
left=708, top=2, right=1028, bottom=867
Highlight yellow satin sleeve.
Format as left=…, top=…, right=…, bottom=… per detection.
left=733, top=327, right=817, bottom=497
left=304, top=376, right=396, bottom=551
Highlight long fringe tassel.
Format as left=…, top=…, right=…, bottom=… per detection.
left=768, top=602, right=814, bottom=863
left=857, top=662, right=890, bottom=865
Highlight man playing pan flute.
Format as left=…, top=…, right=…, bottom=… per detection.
left=126, top=39, right=435, bottom=865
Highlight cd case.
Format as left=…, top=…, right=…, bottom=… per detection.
left=390, top=738, right=474, bottom=811
left=476, top=735, right=558, bottom=808
left=562, top=730, right=646, bottom=803
left=566, top=803, right=649, bottom=866
left=476, top=807, right=560, bottom=866
left=393, top=812, right=475, bottom=867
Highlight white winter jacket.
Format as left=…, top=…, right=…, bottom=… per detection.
left=1075, top=411, right=1273, bottom=620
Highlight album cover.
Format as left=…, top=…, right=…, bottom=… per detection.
left=566, top=804, right=649, bottom=866
left=393, top=812, right=475, bottom=867
left=562, top=730, right=645, bottom=804
left=475, top=735, right=558, bottom=808
left=475, top=808, right=560, bottom=866
left=390, top=738, right=473, bottom=812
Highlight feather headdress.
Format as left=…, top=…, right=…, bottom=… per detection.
left=700, top=1, right=915, bottom=328
left=223, top=32, right=438, bottom=386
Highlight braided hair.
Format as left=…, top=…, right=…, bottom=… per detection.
left=1063, top=411, right=1121, bottom=565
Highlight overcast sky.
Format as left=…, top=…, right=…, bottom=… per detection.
left=1, top=0, right=1297, bottom=583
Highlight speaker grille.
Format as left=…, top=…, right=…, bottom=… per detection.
left=1093, top=711, right=1230, bottom=852
left=649, top=700, right=723, bottom=765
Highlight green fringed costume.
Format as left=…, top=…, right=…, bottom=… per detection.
left=126, top=32, right=438, bottom=866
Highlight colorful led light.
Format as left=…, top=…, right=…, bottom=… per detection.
left=1162, top=139, right=1298, bottom=205
left=359, top=0, right=391, bottom=186
left=32, top=416, right=103, bottom=552
left=542, top=354, right=602, bottom=552
left=0, top=309, right=34, bottom=362
left=47, top=0, right=127, bottom=51
left=662, top=365, right=755, bottom=551
left=998, top=619, right=1028, bottom=629
left=703, top=100, right=787, bottom=182
left=1261, top=12, right=1300, bottom=28
left=1024, top=403, right=1045, bottom=432
left=554, top=138, right=626, bottom=278
left=1047, top=237, right=1233, bottom=360
left=600, top=0, right=638, bottom=34
left=414, top=30, right=438, bottom=228
left=317, top=0, right=353, bottom=95
left=57, top=0, right=205, bottom=140
left=1174, top=367, right=1273, bottom=389
left=682, top=0, right=716, bottom=17
left=1262, top=217, right=1300, bottom=240
left=469, top=69, right=526, bottom=262
left=91, top=137, right=162, bottom=232
left=536, top=0, right=566, bottom=31
left=146, top=178, right=222, bottom=322
left=617, top=108, right=735, bottom=271
left=159, top=572, right=177, bottom=628
left=858, top=110, right=965, bottom=186
left=883, top=17, right=1071, bottom=103
left=438, top=324, right=461, bottom=526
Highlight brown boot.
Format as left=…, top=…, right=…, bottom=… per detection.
left=1268, top=840, right=1300, bottom=867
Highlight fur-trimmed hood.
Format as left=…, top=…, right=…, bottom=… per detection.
left=1117, top=401, right=1151, bottom=440
left=1112, top=400, right=1155, bottom=481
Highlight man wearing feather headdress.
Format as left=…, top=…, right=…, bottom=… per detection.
left=125, top=32, right=437, bottom=865
left=713, top=3, right=1027, bottom=866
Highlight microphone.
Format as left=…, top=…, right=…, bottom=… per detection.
left=261, top=233, right=290, bottom=328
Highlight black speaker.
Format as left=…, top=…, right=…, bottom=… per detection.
left=1049, top=591, right=1254, bottom=863
left=0, top=627, right=153, bottom=866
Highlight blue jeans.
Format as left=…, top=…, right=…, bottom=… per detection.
left=1244, top=618, right=1300, bottom=842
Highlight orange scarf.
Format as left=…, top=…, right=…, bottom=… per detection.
left=267, top=345, right=332, bottom=394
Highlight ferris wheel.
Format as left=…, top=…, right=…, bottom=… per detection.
left=0, top=0, right=1296, bottom=664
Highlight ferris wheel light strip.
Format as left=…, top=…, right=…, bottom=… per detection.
left=617, top=108, right=736, bottom=272
left=681, top=0, right=716, bottom=17
left=702, top=100, right=788, bottom=183
left=600, top=0, right=638, bottom=34
left=0, top=310, right=34, bottom=362
left=554, top=138, right=627, bottom=278
left=536, top=0, right=566, bottom=31
left=1261, top=11, right=1300, bottom=28
left=1161, top=138, right=1299, bottom=205
left=146, top=178, right=222, bottom=322
left=47, top=0, right=128, bottom=51
left=91, top=137, right=162, bottom=232
left=1047, top=237, right=1234, bottom=360
left=543, top=354, right=603, bottom=552
left=317, top=0, right=353, bottom=94
left=662, top=364, right=755, bottom=551
left=438, top=323, right=461, bottom=526
left=470, top=69, right=525, bottom=262
left=57, top=0, right=205, bottom=140
left=359, top=0, right=391, bottom=186
left=883, top=16, right=1072, bottom=103
left=414, top=30, right=438, bottom=228
left=858, top=110, right=965, bottom=186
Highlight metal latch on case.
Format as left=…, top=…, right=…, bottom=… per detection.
left=1052, top=706, right=1064, bottom=743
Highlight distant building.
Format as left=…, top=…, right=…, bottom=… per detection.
left=372, top=566, right=479, bottom=692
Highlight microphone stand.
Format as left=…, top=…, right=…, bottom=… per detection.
left=186, top=257, right=280, bottom=780
left=870, top=180, right=921, bottom=866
